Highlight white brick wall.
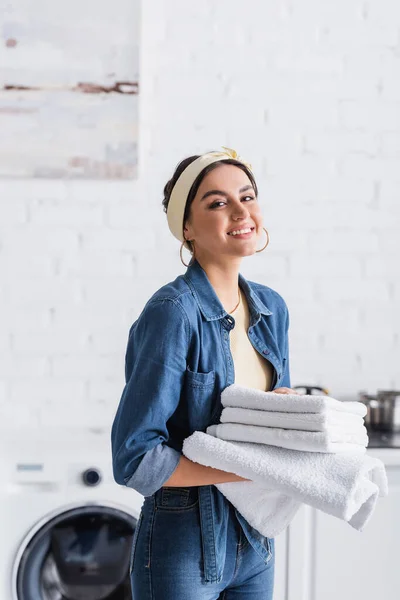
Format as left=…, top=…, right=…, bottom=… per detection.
left=0, top=0, right=399, bottom=431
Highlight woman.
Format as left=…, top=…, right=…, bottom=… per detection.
left=111, top=147, right=299, bottom=599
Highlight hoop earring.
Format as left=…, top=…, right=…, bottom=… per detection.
left=180, top=239, right=195, bottom=267
left=256, top=227, right=270, bottom=253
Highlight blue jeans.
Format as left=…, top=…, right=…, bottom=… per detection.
left=130, top=486, right=275, bottom=599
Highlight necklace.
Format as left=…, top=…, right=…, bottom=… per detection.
left=229, top=288, right=241, bottom=314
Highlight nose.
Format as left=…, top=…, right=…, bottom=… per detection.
left=231, top=200, right=250, bottom=219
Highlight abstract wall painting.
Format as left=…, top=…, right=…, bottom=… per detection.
left=0, top=1, right=140, bottom=179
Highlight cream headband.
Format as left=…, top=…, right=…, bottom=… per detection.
left=166, top=146, right=253, bottom=248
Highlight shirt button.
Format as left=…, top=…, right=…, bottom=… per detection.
left=262, top=350, right=269, bottom=355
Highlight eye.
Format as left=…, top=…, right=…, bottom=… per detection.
left=209, top=201, right=226, bottom=209
left=209, top=196, right=255, bottom=209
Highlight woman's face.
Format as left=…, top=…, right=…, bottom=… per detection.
left=183, top=164, right=264, bottom=261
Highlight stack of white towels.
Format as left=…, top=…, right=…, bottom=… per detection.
left=182, top=384, right=388, bottom=537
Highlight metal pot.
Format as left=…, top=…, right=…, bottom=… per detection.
left=358, top=392, right=380, bottom=430
left=359, top=390, right=400, bottom=432
left=376, top=390, right=400, bottom=432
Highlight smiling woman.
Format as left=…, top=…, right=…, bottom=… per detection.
left=182, top=162, right=264, bottom=266
left=112, top=147, right=296, bottom=599
left=162, top=148, right=260, bottom=261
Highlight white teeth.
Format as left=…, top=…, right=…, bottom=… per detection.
left=229, top=228, right=252, bottom=236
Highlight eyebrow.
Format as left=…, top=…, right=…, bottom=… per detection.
left=200, top=184, right=254, bottom=201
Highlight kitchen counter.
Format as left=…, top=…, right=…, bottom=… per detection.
left=367, top=446, right=400, bottom=465
left=366, top=429, right=400, bottom=450
left=366, top=429, right=400, bottom=464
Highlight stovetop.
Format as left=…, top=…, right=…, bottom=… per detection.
left=367, top=429, right=400, bottom=449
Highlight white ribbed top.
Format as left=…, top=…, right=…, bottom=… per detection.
left=229, top=287, right=274, bottom=391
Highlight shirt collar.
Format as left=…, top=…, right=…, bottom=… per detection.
left=183, top=259, right=273, bottom=322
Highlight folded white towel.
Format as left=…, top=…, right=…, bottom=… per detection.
left=221, top=384, right=367, bottom=417
left=182, top=432, right=388, bottom=535
left=215, top=481, right=303, bottom=538
left=206, top=422, right=369, bottom=453
left=220, top=406, right=365, bottom=433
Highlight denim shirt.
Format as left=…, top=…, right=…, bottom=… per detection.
left=111, top=258, right=291, bottom=583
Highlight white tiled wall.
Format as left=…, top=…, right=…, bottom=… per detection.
left=0, top=1, right=399, bottom=430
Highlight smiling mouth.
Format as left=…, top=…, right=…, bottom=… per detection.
left=227, top=227, right=255, bottom=236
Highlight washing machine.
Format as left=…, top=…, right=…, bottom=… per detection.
left=0, top=427, right=144, bottom=599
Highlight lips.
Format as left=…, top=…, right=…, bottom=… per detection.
left=227, top=226, right=255, bottom=236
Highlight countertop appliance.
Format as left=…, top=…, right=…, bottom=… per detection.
left=0, top=427, right=144, bottom=600
left=293, top=385, right=400, bottom=449
left=292, top=385, right=330, bottom=396
left=359, top=390, right=400, bottom=448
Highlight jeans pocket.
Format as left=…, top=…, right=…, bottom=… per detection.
left=129, top=511, right=143, bottom=574
left=265, top=537, right=275, bottom=563
left=156, top=486, right=199, bottom=512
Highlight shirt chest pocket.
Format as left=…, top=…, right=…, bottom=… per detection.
left=183, top=366, right=218, bottom=433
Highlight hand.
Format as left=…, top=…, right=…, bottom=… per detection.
left=273, top=387, right=301, bottom=395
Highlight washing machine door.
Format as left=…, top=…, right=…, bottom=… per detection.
left=15, top=505, right=136, bottom=600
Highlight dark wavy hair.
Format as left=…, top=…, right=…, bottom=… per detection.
left=162, top=153, right=258, bottom=260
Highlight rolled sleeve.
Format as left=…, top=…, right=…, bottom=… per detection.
left=111, top=298, right=189, bottom=495
left=125, top=443, right=181, bottom=497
